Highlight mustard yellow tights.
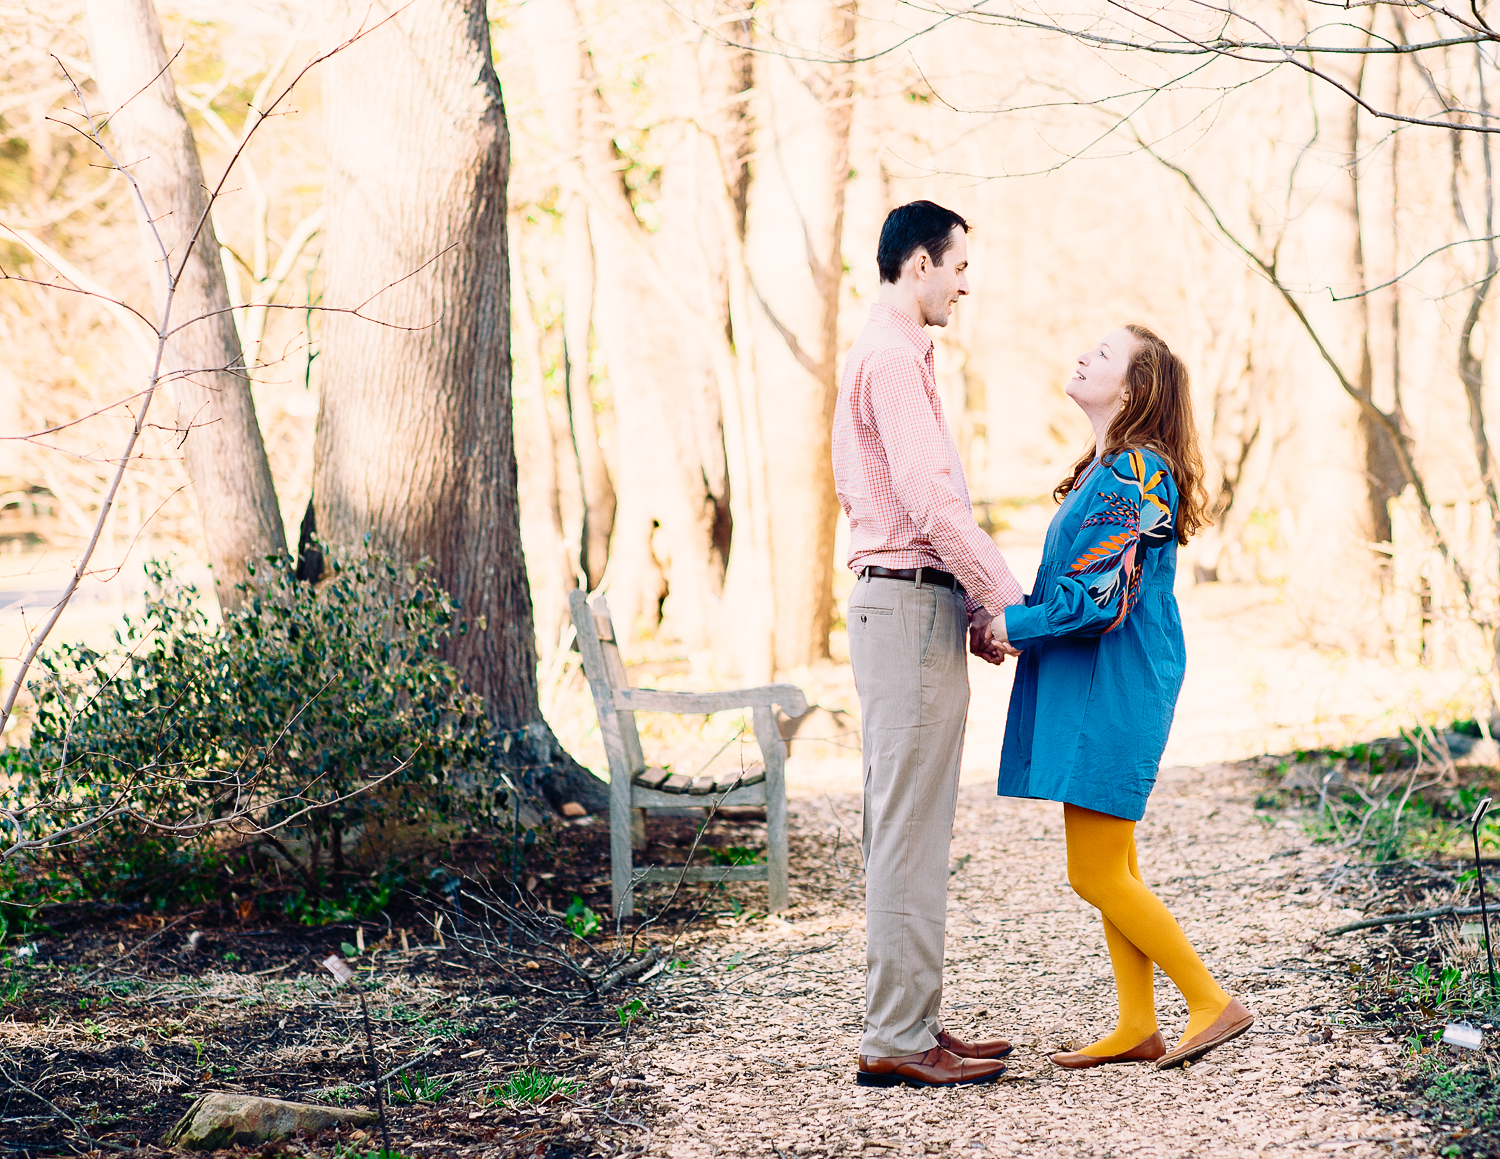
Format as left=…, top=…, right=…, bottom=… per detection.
left=1063, top=803, right=1232, bottom=1055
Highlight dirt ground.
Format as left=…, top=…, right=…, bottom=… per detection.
left=0, top=757, right=1493, bottom=1158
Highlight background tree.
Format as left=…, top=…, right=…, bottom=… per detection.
left=82, top=0, right=286, bottom=607
left=741, top=0, right=857, bottom=669
left=15, top=0, right=1500, bottom=797
left=315, top=0, right=601, bottom=807
left=511, top=0, right=857, bottom=673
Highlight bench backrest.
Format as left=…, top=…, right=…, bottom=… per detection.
left=570, top=592, right=646, bottom=779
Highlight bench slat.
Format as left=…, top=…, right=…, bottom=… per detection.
left=636, top=865, right=768, bottom=883
left=629, top=783, right=767, bottom=810
left=614, top=686, right=808, bottom=715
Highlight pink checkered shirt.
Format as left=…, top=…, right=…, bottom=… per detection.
left=832, top=303, right=1024, bottom=616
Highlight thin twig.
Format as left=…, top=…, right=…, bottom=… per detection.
left=1328, top=903, right=1492, bottom=935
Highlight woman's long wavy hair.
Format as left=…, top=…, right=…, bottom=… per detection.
left=1053, top=324, right=1211, bottom=546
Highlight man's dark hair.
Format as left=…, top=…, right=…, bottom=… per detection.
left=877, top=201, right=970, bottom=284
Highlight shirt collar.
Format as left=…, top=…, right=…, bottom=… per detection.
left=870, top=303, right=933, bottom=360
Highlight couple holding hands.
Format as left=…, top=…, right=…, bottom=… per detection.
left=833, top=200, right=1255, bottom=1088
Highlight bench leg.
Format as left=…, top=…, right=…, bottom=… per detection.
left=766, top=786, right=789, bottom=913
left=631, top=807, right=647, bottom=851
left=755, top=706, right=790, bottom=914
left=611, top=772, right=634, bottom=919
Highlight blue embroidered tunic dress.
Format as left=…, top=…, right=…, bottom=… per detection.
left=998, top=448, right=1185, bottom=821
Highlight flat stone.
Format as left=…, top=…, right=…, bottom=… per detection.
left=161, top=1092, right=378, bottom=1150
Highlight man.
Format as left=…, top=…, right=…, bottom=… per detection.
left=832, top=200, right=1024, bottom=1089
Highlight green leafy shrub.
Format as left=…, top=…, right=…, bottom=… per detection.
left=0, top=548, right=502, bottom=909
left=283, top=870, right=403, bottom=926
left=0, top=829, right=249, bottom=935
left=1409, top=961, right=1466, bottom=1009
left=334, top=1145, right=410, bottom=1159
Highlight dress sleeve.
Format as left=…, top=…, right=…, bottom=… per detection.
left=1004, top=449, right=1177, bottom=649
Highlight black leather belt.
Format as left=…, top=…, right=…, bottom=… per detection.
left=860, top=565, right=962, bottom=591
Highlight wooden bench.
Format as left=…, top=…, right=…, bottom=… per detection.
left=569, top=590, right=807, bottom=917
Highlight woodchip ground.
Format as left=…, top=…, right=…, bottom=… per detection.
left=625, top=763, right=1438, bottom=1159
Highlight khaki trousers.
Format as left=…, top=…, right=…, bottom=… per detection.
left=847, top=574, right=970, bottom=1057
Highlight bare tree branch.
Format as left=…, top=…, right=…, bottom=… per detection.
left=0, top=11, right=424, bottom=859
left=1138, top=133, right=1478, bottom=605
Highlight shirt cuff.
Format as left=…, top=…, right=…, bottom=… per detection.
left=1003, top=603, right=1050, bottom=649
left=981, top=586, right=1025, bottom=617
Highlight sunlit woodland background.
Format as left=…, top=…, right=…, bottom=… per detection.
left=5, top=0, right=1500, bottom=790
left=8, top=8, right=1500, bottom=1146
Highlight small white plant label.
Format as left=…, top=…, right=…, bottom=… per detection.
left=321, top=954, right=356, bottom=985
left=1442, top=1022, right=1483, bottom=1050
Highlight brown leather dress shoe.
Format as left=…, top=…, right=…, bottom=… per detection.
left=856, top=1046, right=1006, bottom=1088
left=936, top=1029, right=1014, bottom=1060
left=1155, top=999, right=1255, bottom=1070
left=1050, top=1030, right=1166, bottom=1069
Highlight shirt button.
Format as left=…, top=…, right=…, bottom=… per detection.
left=860, top=614, right=867, bottom=623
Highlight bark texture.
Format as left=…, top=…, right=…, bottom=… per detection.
left=84, top=0, right=286, bottom=607
left=316, top=0, right=538, bottom=729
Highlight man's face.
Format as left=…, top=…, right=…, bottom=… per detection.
left=917, top=228, right=970, bottom=327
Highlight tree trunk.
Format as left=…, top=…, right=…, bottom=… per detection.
left=707, top=19, right=776, bottom=681
left=317, top=0, right=603, bottom=811
left=562, top=203, right=616, bottom=590
left=743, top=0, right=857, bottom=668
left=84, top=0, right=286, bottom=607
left=514, top=2, right=615, bottom=590
left=510, top=221, right=576, bottom=654
left=1346, top=49, right=1406, bottom=548
left=523, top=0, right=732, bottom=652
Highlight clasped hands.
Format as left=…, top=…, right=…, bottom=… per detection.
left=968, top=608, right=1021, bottom=666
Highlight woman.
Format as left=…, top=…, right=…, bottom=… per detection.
left=987, top=324, right=1253, bottom=1070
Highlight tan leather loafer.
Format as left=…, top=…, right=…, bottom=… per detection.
left=1155, top=999, right=1255, bottom=1070
left=936, top=1029, right=1014, bottom=1060
left=1051, top=1030, right=1166, bottom=1069
left=856, top=1046, right=1007, bottom=1088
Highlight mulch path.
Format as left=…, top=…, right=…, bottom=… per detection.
left=624, top=762, right=1477, bottom=1158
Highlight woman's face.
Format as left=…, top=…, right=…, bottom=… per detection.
left=1066, top=328, right=1140, bottom=422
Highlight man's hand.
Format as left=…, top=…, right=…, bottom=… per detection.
left=968, top=609, right=1012, bottom=666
